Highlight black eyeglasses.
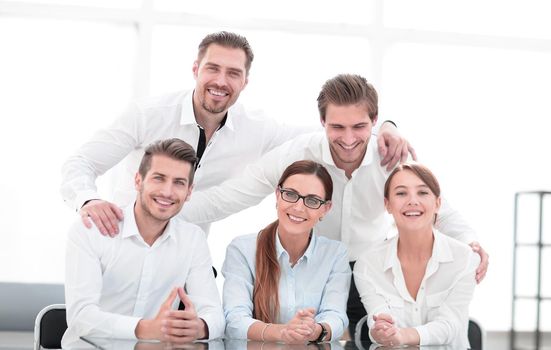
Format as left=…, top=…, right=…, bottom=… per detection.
left=277, top=186, right=328, bottom=209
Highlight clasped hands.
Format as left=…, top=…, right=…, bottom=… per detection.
left=135, top=287, right=207, bottom=344
left=370, top=313, right=403, bottom=347
left=280, top=308, right=320, bottom=344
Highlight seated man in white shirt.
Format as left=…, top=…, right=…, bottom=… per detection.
left=62, top=138, right=224, bottom=347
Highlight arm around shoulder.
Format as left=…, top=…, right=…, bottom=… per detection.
left=60, top=101, right=144, bottom=211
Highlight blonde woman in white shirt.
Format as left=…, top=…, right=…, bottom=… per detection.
left=353, top=163, right=480, bottom=348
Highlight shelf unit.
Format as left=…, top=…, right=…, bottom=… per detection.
left=511, top=191, right=551, bottom=350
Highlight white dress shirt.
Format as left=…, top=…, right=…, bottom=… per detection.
left=60, top=89, right=312, bottom=212
left=62, top=203, right=224, bottom=347
left=222, top=232, right=351, bottom=340
left=353, top=230, right=480, bottom=348
left=182, top=132, right=478, bottom=261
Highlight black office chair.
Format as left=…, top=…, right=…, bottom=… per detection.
left=34, top=304, right=67, bottom=350
left=468, top=318, right=484, bottom=350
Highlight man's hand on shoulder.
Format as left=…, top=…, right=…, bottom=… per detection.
left=469, top=241, right=489, bottom=283
left=80, top=199, right=124, bottom=237
left=377, top=121, right=417, bottom=171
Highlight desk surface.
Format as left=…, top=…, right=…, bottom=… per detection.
left=72, top=338, right=459, bottom=350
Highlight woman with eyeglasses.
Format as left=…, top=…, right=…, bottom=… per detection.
left=222, top=160, right=351, bottom=343
left=353, top=163, right=479, bottom=348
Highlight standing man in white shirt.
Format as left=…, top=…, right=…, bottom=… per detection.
left=60, top=31, right=414, bottom=236
left=179, top=74, right=489, bottom=339
left=62, top=138, right=224, bottom=347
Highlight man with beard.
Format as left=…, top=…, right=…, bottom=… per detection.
left=62, top=138, right=224, bottom=347
left=61, top=31, right=414, bottom=236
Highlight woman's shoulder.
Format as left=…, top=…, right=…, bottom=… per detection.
left=436, top=231, right=481, bottom=268
left=228, top=233, right=259, bottom=248
left=354, top=237, right=394, bottom=273
left=314, top=234, right=348, bottom=253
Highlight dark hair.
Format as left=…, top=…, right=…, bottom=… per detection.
left=317, top=74, right=378, bottom=122
left=384, top=163, right=441, bottom=223
left=138, top=138, right=197, bottom=184
left=253, top=160, right=332, bottom=323
left=197, top=31, right=254, bottom=75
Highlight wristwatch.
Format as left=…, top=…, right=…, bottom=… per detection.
left=315, top=323, right=328, bottom=343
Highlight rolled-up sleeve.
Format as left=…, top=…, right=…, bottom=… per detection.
left=222, top=238, right=258, bottom=339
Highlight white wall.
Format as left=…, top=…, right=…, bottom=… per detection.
left=1, top=0, right=550, bottom=331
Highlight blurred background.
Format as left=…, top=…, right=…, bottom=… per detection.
left=1, top=0, right=551, bottom=339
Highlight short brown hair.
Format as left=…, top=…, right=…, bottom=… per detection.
left=317, top=74, right=378, bottom=122
left=197, top=31, right=254, bottom=75
left=138, top=138, right=197, bottom=184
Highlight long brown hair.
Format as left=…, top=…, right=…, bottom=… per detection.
left=253, top=160, right=333, bottom=323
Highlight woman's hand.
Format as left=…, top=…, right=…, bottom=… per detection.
left=370, top=313, right=403, bottom=347
left=280, top=308, right=317, bottom=344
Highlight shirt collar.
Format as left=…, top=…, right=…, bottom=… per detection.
left=275, top=228, right=316, bottom=262
left=180, top=90, right=197, bottom=126
left=382, top=229, right=454, bottom=271
left=383, top=235, right=399, bottom=271
left=180, top=90, right=235, bottom=131
left=320, top=133, right=377, bottom=170
left=431, top=229, right=454, bottom=263
left=120, top=202, right=175, bottom=245
left=121, top=203, right=140, bottom=239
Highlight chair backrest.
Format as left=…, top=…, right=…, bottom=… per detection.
left=354, top=314, right=371, bottom=346
left=468, top=318, right=484, bottom=350
left=34, top=304, right=67, bottom=350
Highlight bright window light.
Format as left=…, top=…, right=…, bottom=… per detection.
left=0, top=17, right=136, bottom=283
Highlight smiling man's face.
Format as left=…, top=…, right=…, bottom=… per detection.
left=322, top=103, right=377, bottom=173
left=135, top=154, right=192, bottom=223
left=192, top=44, right=249, bottom=117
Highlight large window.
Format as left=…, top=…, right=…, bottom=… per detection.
left=1, top=0, right=550, bottom=331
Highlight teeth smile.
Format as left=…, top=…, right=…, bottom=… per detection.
left=404, top=211, right=422, bottom=216
left=208, top=89, right=228, bottom=97
left=154, top=198, right=174, bottom=206
left=288, top=214, right=306, bottom=222
left=340, top=144, right=356, bottom=150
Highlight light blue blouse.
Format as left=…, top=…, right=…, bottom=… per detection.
left=222, top=231, right=351, bottom=340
